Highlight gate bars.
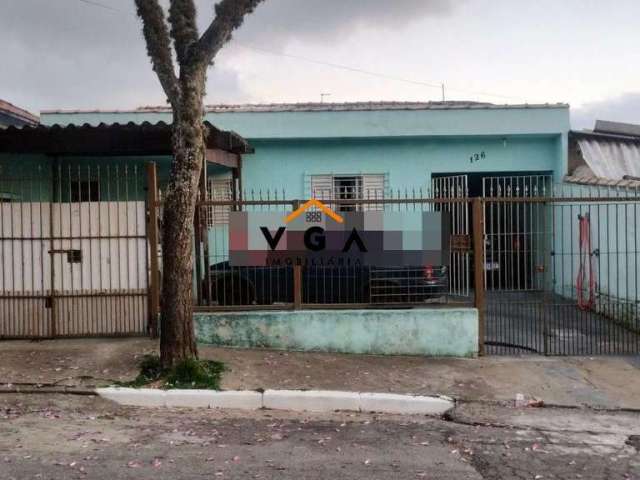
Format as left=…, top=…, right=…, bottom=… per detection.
left=483, top=184, right=640, bottom=355
left=0, top=161, right=149, bottom=338
left=193, top=188, right=476, bottom=311
left=5, top=156, right=639, bottom=357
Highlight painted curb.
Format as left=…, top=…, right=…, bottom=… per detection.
left=263, top=390, right=361, bottom=413
left=359, top=392, right=453, bottom=415
left=96, top=388, right=454, bottom=416
left=165, top=390, right=263, bottom=409
left=97, top=387, right=262, bottom=410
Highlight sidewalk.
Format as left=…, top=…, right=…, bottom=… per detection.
left=1, top=338, right=639, bottom=410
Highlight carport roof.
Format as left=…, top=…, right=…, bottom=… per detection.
left=0, top=121, right=253, bottom=156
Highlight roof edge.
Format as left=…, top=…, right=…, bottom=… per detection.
left=571, top=129, right=640, bottom=143
left=0, top=99, right=39, bottom=124
left=41, top=101, right=570, bottom=115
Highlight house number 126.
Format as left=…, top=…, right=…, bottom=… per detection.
left=470, top=151, right=486, bottom=163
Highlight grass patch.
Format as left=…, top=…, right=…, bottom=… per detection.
left=116, top=354, right=225, bottom=390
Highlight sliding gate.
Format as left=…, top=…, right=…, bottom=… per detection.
left=483, top=177, right=640, bottom=355
left=0, top=164, right=149, bottom=338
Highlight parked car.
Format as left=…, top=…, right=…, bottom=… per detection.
left=201, top=263, right=448, bottom=306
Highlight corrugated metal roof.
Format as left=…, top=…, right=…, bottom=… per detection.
left=594, top=120, right=640, bottom=138
left=575, top=137, right=640, bottom=180
left=42, top=101, right=569, bottom=115
left=564, top=172, right=640, bottom=188
left=0, top=99, right=39, bottom=125
left=0, top=121, right=252, bottom=155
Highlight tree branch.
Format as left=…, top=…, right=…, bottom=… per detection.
left=168, top=0, right=199, bottom=66
left=135, top=0, right=181, bottom=106
left=191, top=0, right=264, bottom=67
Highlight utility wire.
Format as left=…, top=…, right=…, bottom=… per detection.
left=75, top=0, right=122, bottom=13
left=235, top=42, right=526, bottom=102
left=236, top=42, right=444, bottom=90
left=71, top=0, right=526, bottom=102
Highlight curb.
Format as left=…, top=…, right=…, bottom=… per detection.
left=96, top=387, right=454, bottom=416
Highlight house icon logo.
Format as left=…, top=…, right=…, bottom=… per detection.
left=284, top=198, right=344, bottom=224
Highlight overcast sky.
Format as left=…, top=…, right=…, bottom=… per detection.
left=2, top=0, right=640, bottom=128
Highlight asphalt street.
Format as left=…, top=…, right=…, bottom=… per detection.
left=1, top=394, right=639, bottom=479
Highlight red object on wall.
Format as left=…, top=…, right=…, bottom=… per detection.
left=576, top=214, right=596, bottom=310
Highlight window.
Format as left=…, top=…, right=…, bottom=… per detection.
left=333, top=176, right=362, bottom=212
left=70, top=180, right=100, bottom=202
left=206, top=178, right=233, bottom=227
left=0, top=193, right=18, bottom=203
left=310, top=174, right=385, bottom=212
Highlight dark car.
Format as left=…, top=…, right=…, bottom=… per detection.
left=201, top=263, right=448, bottom=306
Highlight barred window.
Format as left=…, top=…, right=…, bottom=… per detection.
left=206, top=178, right=233, bottom=227
left=70, top=180, right=100, bottom=202
left=310, top=174, right=385, bottom=211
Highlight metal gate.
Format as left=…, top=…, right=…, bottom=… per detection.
left=483, top=179, right=640, bottom=355
left=432, top=175, right=470, bottom=297
left=482, top=175, right=552, bottom=291
left=0, top=163, right=149, bottom=338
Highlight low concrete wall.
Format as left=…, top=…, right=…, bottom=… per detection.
left=194, top=308, right=478, bottom=357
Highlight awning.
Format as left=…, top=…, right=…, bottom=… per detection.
left=576, top=137, right=640, bottom=180
left=0, top=121, right=253, bottom=157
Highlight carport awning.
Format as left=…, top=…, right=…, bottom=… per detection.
left=0, top=121, right=253, bottom=157
left=577, top=137, right=640, bottom=180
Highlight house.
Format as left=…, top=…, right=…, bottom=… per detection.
left=3, top=100, right=639, bottom=356
left=0, top=99, right=38, bottom=129
left=39, top=101, right=571, bottom=306
left=40, top=101, right=570, bottom=202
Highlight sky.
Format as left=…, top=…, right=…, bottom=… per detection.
left=2, top=0, right=640, bottom=129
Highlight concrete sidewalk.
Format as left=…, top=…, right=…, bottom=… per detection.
left=1, top=338, right=639, bottom=410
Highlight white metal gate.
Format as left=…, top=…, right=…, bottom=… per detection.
left=0, top=200, right=149, bottom=338
left=432, top=175, right=470, bottom=297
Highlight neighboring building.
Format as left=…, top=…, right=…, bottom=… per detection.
left=0, top=99, right=38, bottom=128
left=0, top=121, right=250, bottom=338
left=567, top=119, right=640, bottom=186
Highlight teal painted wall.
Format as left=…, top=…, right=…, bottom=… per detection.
left=0, top=154, right=232, bottom=202
left=194, top=308, right=479, bottom=357
left=42, top=105, right=569, bottom=140
left=0, top=154, right=163, bottom=202
left=243, top=136, right=560, bottom=198
left=552, top=185, right=640, bottom=330
left=41, top=105, right=570, bottom=183
left=0, top=155, right=52, bottom=201
left=35, top=107, right=569, bottom=269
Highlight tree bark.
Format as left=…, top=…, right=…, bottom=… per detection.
left=160, top=65, right=207, bottom=367
left=136, top=0, right=265, bottom=368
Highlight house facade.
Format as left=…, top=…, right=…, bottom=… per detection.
left=4, top=101, right=639, bottom=356
left=40, top=101, right=570, bottom=201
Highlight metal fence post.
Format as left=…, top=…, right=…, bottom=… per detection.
left=146, top=162, right=161, bottom=338
left=291, top=200, right=303, bottom=309
left=472, top=197, right=486, bottom=356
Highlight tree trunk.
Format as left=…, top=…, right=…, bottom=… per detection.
left=160, top=66, right=207, bottom=368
